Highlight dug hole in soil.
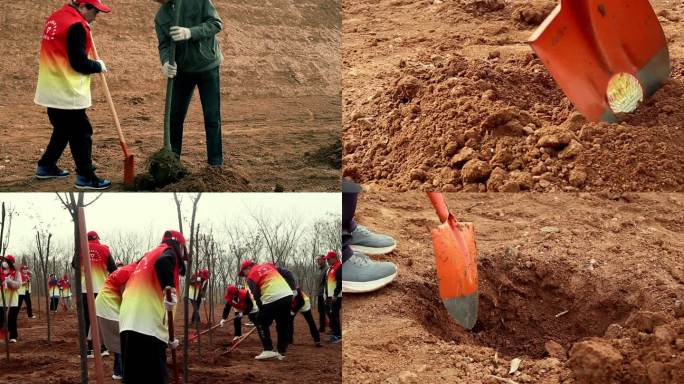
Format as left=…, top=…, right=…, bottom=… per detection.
left=342, top=0, right=684, bottom=192
left=343, top=193, right=684, bottom=384
left=0, top=0, right=341, bottom=192
left=0, top=304, right=341, bottom=383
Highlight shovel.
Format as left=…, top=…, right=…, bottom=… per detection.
left=90, top=36, right=135, bottom=187
left=427, top=192, right=478, bottom=330
left=529, top=0, right=670, bottom=122
left=187, top=317, right=232, bottom=344
left=219, top=326, right=256, bottom=356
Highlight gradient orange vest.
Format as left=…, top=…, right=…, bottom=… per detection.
left=34, top=4, right=93, bottom=109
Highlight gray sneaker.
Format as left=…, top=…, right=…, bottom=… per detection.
left=342, top=252, right=397, bottom=293
left=349, top=225, right=397, bottom=255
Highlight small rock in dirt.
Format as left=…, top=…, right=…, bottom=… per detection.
left=653, top=325, right=676, bottom=344
left=397, top=370, right=418, bottom=384
left=393, top=76, right=422, bottom=103
left=604, top=323, right=624, bottom=339
left=445, top=142, right=461, bottom=157
left=540, top=226, right=560, bottom=234
left=657, top=9, right=681, bottom=22
left=500, top=180, right=521, bottom=192
left=410, top=168, right=428, bottom=182
left=488, top=50, right=501, bottom=60
left=562, top=112, right=587, bottom=132
left=625, top=311, right=668, bottom=333
left=568, top=340, right=623, bottom=384
left=559, top=139, right=583, bottom=159
left=545, top=340, right=567, bottom=360
left=491, top=143, right=513, bottom=166
left=675, top=338, right=684, bottom=351
left=451, top=147, right=475, bottom=167
left=536, top=126, right=575, bottom=149
left=486, top=167, right=507, bottom=192
left=481, top=108, right=528, bottom=137
left=675, top=300, right=684, bottom=318
left=462, top=183, right=480, bottom=192
left=512, top=3, right=555, bottom=26
left=461, top=159, right=492, bottom=183
left=509, top=171, right=534, bottom=190
left=569, top=169, right=587, bottom=188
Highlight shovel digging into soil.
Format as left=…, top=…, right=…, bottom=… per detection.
left=427, top=192, right=479, bottom=330
left=529, top=0, right=670, bottom=122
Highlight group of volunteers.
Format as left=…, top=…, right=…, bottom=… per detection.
left=34, top=0, right=225, bottom=189
left=48, top=272, right=73, bottom=312
left=0, top=256, right=41, bottom=343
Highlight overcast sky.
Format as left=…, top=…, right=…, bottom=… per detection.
left=0, top=193, right=340, bottom=256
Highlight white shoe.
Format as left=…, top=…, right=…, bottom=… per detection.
left=254, top=350, right=279, bottom=360
left=9, top=339, right=16, bottom=343
left=87, top=351, right=94, bottom=359
left=246, top=322, right=254, bottom=326
left=276, top=353, right=285, bottom=361
left=112, top=375, right=122, bottom=380
left=29, top=316, right=37, bottom=319
left=101, top=350, right=110, bottom=357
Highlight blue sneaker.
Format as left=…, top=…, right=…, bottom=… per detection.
left=342, top=251, right=397, bottom=293
left=35, top=165, right=69, bottom=179
left=75, top=175, right=111, bottom=190
left=326, top=335, right=341, bottom=343
left=350, top=225, right=397, bottom=255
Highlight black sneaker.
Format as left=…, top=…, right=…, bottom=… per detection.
left=36, top=165, right=69, bottom=179
left=75, top=175, right=111, bottom=190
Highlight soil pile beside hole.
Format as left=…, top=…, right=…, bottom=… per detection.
left=411, top=254, right=635, bottom=358
left=306, top=137, right=341, bottom=168
left=160, top=166, right=251, bottom=192
left=133, top=148, right=188, bottom=190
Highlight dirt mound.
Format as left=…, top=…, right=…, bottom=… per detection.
left=160, top=166, right=251, bottom=192
left=342, top=0, right=684, bottom=192
left=343, top=193, right=684, bottom=383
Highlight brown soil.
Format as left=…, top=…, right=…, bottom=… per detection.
left=0, top=303, right=340, bottom=383
left=343, top=192, right=684, bottom=383
left=0, top=0, right=341, bottom=192
left=341, top=0, right=684, bottom=192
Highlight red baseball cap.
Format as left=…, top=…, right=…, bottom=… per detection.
left=87, top=231, right=99, bottom=241
left=75, top=0, right=112, bottom=13
left=324, top=250, right=338, bottom=260
left=238, top=260, right=255, bottom=276
left=3, top=255, right=15, bottom=264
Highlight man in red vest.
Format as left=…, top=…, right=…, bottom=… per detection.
left=34, top=0, right=112, bottom=189
left=119, top=230, right=187, bottom=383
left=220, top=284, right=262, bottom=343
left=239, top=260, right=297, bottom=360
left=324, top=250, right=342, bottom=343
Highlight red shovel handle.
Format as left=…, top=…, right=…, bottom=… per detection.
left=427, top=192, right=452, bottom=224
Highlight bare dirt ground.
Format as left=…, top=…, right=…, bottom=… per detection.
left=343, top=193, right=684, bottom=383
left=342, top=0, right=684, bottom=192
left=0, top=0, right=341, bottom=191
left=0, top=302, right=340, bottom=383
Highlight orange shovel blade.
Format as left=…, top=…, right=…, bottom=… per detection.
left=529, top=0, right=670, bottom=122
left=431, top=219, right=478, bottom=330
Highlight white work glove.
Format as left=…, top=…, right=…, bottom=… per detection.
left=196, top=276, right=202, bottom=282
left=164, top=292, right=177, bottom=311
left=290, top=311, right=295, bottom=316
left=235, top=312, right=243, bottom=318
left=96, top=59, right=107, bottom=73
left=170, top=26, right=191, bottom=42
left=162, top=62, right=177, bottom=78
left=169, top=339, right=179, bottom=349
left=220, top=319, right=226, bottom=327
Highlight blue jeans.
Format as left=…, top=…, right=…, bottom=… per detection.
left=113, top=352, right=122, bottom=376
left=170, top=67, right=223, bottom=166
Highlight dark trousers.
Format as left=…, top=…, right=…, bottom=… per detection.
left=289, top=310, right=320, bottom=343
left=330, top=298, right=342, bottom=338
left=50, top=297, right=59, bottom=311
left=170, top=67, right=223, bottom=166
left=38, top=108, right=95, bottom=177
left=317, top=295, right=327, bottom=332
left=0, top=307, right=20, bottom=339
left=342, top=180, right=360, bottom=263
left=113, top=352, right=123, bottom=377
left=234, top=312, right=260, bottom=339
left=18, top=293, right=34, bottom=317
left=257, top=295, right=293, bottom=354
left=190, top=299, right=201, bottom=324
left=121, top=330, right=169, bottom=384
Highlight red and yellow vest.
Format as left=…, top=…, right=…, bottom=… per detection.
left=48, top=278, right=60, bottom=298
left=82, top=240, right=111, bottom=293
left=34, top=4, right=93, bottom=109
left=226, top=288, right=258, bottom=314
left=20, top=271, right=31, bottom=295
left=119, top=245, right=179, bottom=343
left=326, top=261, right=342, bottom=298
left=247, top=263, right=292, bottom=306
left=1, top=270, right=21, bottom=307
left=96, top=262, right=138, bottom=322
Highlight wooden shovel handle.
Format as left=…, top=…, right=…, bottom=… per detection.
left=164, top=287, right=179, bottom=384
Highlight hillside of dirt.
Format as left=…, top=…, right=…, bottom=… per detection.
left=0, top=0, right=341, bottom=191
left=342, top=0, right=684, bottom=192
left=0, top=303, right=341, bottom=383
left=343, top=193, right=684, bottom=383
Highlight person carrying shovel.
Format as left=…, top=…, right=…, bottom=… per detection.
left=323, top=251, right=342, bottom=343
left=1, top=255, right=22, bottom=343
left=220, top=284, right=261, bottom=343
left=33, top=0, right=112, bottom=190
left=18, top=264, right=36, bottom=319
left=119, top=230, right=187, bottom=384
left=154, top=0, right=225, bottom=167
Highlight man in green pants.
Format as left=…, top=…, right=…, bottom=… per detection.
left=154, top=0, right=224, bottom=166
